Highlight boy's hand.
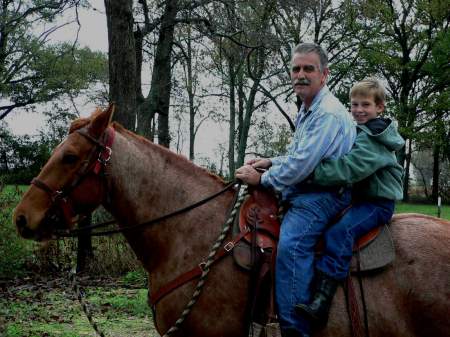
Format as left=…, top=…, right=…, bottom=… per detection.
left=235, top=165, right=263, bottom=186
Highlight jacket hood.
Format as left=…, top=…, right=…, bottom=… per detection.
left=357, top=119, right=405, bottom=151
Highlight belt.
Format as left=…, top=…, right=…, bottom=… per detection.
left=296, top=183, right=349, bottom=194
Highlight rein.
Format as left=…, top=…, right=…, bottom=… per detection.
left=55, top=179, right=240, bottom=238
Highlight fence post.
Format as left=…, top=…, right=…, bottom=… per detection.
left=437, top=196, right=441, bottom=218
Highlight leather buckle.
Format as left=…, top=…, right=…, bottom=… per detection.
left=198, top=262, right=207, bottom=271
left=98, top=146, right=112, bottom=164
left=224, top=241, right=235, bottom=252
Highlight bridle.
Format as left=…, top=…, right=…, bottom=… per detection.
left=31, top=127, right=115, bottom=229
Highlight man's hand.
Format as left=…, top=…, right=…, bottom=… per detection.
left=235, top=165, right=263, bottom=186
left=246, top=158, right=272, bottom=169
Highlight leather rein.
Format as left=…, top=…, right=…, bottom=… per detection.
left=31, top=126, right=239, bottom=238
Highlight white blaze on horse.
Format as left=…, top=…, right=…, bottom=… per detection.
left=13, top=106, right=450, bottom=337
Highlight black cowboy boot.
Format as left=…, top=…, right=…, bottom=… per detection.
left=280, top=328, right=311, bottom=337
left=295, top=270, right=339, bottom=327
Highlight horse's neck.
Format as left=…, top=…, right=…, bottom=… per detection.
left=105, top=130, right=234, bottom=273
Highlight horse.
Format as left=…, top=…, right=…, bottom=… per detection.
left=13, top=106, right=450, bottom=337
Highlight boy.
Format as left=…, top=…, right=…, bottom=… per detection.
left=295, top=78, right=405, bottom=327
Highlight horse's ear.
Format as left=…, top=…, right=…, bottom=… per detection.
left=88, top=104, right=115, bottom=138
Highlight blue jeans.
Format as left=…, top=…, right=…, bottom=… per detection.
left=316, top=199, right=395, bottom=280
left=275, top=189, right=351, bottom=333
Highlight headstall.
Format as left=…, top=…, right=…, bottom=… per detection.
left=31, top=127, right=115, bottom=227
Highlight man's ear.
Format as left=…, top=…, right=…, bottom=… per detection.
left=88, top=104, right=115, bottom=138
left=321, top=67, right=330, bottom=84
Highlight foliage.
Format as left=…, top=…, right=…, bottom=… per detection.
left=0, top=184, right=35, bottom=278
left=0, top=0, right=108, bottom=120
left=0, top=127, right=52, bottom=184
left=0, top=106, right=82, bottom=185
left=248, top=119, right=292, bottom=158
left=121, top=269, right=148, bottom=288
left=0, top=185, right=142, bottom=279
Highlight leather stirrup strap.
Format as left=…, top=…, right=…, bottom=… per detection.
left=150, top=228, right=250, bottom=306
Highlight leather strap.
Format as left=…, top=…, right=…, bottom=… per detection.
left=150, top=228, right=250, bottom=306
left=345, top=276, right=365, bottom=337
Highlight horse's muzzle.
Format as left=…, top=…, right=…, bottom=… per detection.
left=16, top=214, right=36, bottom=239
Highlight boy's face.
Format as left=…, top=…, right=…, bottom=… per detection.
left=350, top=94, right=384, bottom=124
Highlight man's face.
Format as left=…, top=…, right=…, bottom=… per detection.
left=290, top=52, right=328, bottom=105
left=350, top=94, right=384, bottom=124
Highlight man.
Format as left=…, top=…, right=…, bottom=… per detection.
left=236, top=43, right=355, bottom=337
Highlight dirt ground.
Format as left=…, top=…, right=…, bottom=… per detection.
left=0, top=275, right=159, bottom=337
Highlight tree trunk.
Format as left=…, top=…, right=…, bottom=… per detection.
left=431, top=144, right=440, bottom=203
left=186, top=28, right=196, bottom=160
left=0, top=149, right=8, bottom=173
left=236, top=81, right=259, bottom=168
left=140, top=0, right=178, bottom=147
left=403, top=139, right=412, bottom=202
left=228, top=58, right=236, bottom=177
left=76, top=214, right=93, bottom=273
left=104, top=0, right=137, bottom=130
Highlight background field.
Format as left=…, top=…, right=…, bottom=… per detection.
left=395, top=202, right=449, bottom=219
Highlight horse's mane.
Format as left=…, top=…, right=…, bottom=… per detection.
left=68, top=109, right=225, bottom=184
left=111, top=122, right=226, bottom=184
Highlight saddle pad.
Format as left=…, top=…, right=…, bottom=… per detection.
left=350, top=224, right=395, bottom=272
left=234, top=223, right=395, bottom=273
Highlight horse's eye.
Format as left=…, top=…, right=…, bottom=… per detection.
left=62, top=154, right=79, bottom=165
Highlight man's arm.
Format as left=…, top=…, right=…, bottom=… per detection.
left=261, top=113, right=345, bottom=192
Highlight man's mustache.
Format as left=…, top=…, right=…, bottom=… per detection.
left=295, top=79, right=310, bottom=85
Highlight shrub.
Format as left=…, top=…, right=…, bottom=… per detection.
left=0, top=185, right=36, bottom=278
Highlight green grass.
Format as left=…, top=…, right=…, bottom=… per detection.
left=395, top=202, right=450, bottom=220
left=0, top=283, right=157, bottom=337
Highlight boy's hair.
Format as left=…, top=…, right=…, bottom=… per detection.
left=350, top=78, right=386, bottom=105
left=292, top=43, right=328, bottom=71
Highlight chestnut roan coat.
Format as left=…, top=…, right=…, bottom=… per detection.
left=13, top=106, right=450, bottom=337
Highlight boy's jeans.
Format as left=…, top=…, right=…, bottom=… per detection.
left=275, top=188, right=351, bottom=334
left=316, top=199, right=395, bottom=280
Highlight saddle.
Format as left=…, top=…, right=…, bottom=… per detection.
left=233, top=186, right=395, bottom=330
left=233, top=186, right=395, bottom=272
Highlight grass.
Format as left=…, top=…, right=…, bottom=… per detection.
left=395, top=202, right=450, bottom=220
left=0, top=281, right=158, bottom=337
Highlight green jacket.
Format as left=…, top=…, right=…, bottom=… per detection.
left=313, top=119, right=405, bottom=200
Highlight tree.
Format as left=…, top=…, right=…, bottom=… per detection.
left=105, top=0, right=216, bottom=147
left=0, top=0, right=107, bottom=120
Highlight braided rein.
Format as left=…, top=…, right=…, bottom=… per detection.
left=70, top=183, right=248, bottom=337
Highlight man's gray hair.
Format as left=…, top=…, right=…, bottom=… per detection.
left=292, top=43, right=328, bottom=71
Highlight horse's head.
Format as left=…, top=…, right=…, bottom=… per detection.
left=13, top=105, right=115, bottom=241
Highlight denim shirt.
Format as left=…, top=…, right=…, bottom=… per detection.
left=260, top=85, right=356, bottom=199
